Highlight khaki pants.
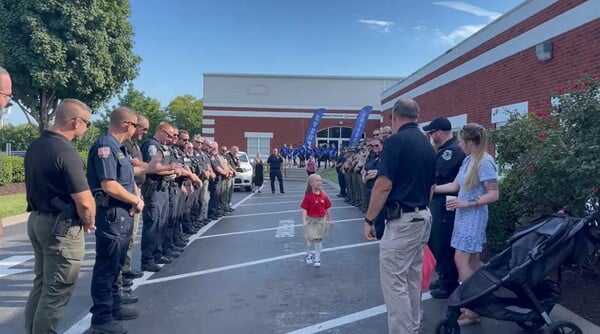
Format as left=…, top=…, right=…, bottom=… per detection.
left=220, top=178, right=232, bottom=211
left=379, top=208, right=432, bottom=334
left=25, top=211, right=84, bottom=334
left=201, top=180, right=210, bottom=220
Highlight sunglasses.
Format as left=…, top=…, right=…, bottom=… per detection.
left=123, top=120, right=140, bottom=128
left=72, top=117, right=91, bottom=128
left=162, top=130, right=176, bottom=139
left=427, top=130, right=439, bottom=136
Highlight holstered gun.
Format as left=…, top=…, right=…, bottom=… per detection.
left=50, top=197, right=81, bottom=237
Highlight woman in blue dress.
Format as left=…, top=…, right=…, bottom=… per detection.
left=434, top=123, right=499, bottom=325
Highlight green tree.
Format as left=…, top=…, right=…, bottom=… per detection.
left=118, top=83, right=166, bottom=136
left=166, top=95, right=203, bottom=135
left=0, top=124, right=39, bottom=151
left=0, top=0, right=141, bottom=132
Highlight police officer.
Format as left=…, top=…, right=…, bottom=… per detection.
left=225, top=145, right=241, bottom=211
left=197, top=137, right=216, bottom=223
left=139, top=122, right=177, bottom=272
left=423, top=117, right=465, bottom=298
left=208, top=141, right=228, bottom=220
left=267, top=148, right=285, bottom=193
left=0, top=67, right=12, bottom=239
left=117, top=113, right=150, bottom=303
left=24, top=99, right=96, bottom=334
left=87, top=107, right=142, bottom=333
left=362, top=138, right=385, bottom=239
left=363, top=98, right=436, bottom=334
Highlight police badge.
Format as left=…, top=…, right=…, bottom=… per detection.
left=442, top=149, right=452, bottom=161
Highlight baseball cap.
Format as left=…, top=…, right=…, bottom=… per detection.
left=423, top=117, right=451, bottom=132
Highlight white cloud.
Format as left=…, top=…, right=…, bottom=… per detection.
left=436, top=24, right=485, bottom=46
left=412, top=25, right=427, bottom=32
left=433, top=1, right=501, bottom=21
left=357, top=19, right=395, bottom=33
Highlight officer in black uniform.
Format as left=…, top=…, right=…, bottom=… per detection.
left=87, top=107, right=142, bottom=333
left=267, top=148, right=285, bottom=193
left=208, top=141, right=227, bottom=220
left=363, top=98, right=436, bottom=333
left=139, top=122, right=177, bottom=272
left=423, top=117, right=465, bottom=298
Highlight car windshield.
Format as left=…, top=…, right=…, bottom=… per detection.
left=237, top=153, right=249, bottom=163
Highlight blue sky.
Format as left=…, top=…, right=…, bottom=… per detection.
left=7, top=0, right=524, bottom=125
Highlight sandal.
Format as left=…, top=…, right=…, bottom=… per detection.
left=457, top=309, right=481, bottom=326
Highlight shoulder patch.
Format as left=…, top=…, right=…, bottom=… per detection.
left=148, top=145, right=158, bottom=157
left=98, top=147, right=111, bottom=159
left=442, top=149, right=452, bottom=161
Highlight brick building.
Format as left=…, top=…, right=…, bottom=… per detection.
left=202, top=74, right=401, bottom=156
left=381, top=0, right=599, bottom=131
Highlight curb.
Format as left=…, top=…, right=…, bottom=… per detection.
left=2, top=212, right=29, bottom=227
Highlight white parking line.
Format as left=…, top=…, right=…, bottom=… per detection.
left=64, top=190, right=259, bottom=334
left=139, top=241, right=379, bottom=286
left=285, top=292, right=432, bottom=334
left=239, top=198, right=344, bottom=207
left=197, top=218, right=363, bottom=239
left=0, top=255, right=34, bottom=278
left=224, top=206, right=354, bottom=218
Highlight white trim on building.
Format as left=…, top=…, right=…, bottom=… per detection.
left=244, top=132, right=274, bottom=138
left=203, top=119, right=215, bottom=125
left=202, top=128, right=215, bottom=134
left=203, top=110, right=381, bottom=120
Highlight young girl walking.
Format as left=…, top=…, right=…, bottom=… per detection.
left=301, top=174, right=332, bottom=267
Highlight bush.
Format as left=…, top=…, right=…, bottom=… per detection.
left=0, top=154, right=11, bottom=186
left=0, top=154, right=24, bottom=185
left=490, top=75, right=600, bottom=272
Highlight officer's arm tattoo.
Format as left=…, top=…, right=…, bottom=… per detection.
left=483, top=180, right=498, bottom=191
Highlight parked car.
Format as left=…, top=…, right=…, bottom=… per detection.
left=234, top=151, right=253, bottom=192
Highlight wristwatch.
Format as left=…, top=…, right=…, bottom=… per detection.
left=364, top=217, right=375, bottom=225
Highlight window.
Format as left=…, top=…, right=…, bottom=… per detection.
left=246, top=137, right=270, bottom=159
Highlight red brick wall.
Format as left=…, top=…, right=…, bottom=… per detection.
left=382, top=19, right=599, bottom=129
left=382, top=0, right=587, bottom=105
left=207, top=116, right=382, bottom=151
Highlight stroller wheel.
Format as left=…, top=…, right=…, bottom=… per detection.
left=517, top=318, right=546, bottom=331
left=435, top=319, right=461, bottom=334
left=546, top=320, right=582, bottom=334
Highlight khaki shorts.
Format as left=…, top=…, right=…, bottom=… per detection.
left=304, top=216, right=328, bottom=242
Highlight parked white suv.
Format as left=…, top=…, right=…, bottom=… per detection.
left=234, top=151, right=253, bottom=192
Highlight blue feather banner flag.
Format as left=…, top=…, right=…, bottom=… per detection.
left=349, top=106, right=373, bottom=147
left=303, top=108, right=326, bottom=147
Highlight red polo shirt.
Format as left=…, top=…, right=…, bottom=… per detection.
left=300, top=191, right=332, bottom=218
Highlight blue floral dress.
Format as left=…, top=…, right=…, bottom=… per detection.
left=451, top=153, right=498, bottom=253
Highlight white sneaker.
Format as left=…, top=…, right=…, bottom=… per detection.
left=305, top=253, right=313, bottom=264
left=313, top=261, right=321, bottom=267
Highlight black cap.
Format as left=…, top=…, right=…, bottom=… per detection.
left=423, top=117, right=451, bottom=132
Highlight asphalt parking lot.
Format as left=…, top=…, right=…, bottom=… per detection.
left=1, top=175, right=597, bottom=333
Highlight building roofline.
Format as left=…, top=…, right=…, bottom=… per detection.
left=203, top=72, right=404, bottom=81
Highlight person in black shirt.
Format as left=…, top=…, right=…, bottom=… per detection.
left=267, top=148, right=285, bottom=194
left=363, top=98, right=436, bottom=334
left=423, top=117, right=465, bottom=299
left=24, top=99, right=96, bottom=334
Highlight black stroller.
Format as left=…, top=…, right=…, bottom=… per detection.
left=436, top=212, right=600, bottom=334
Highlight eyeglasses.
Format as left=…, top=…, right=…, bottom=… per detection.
left=372, top=144, right=381, bottom=148
left=194, top=140, right=202, bottom=144
left=181, top=138, right=189, bottom=142
left=72, top=117, right=91, bottom=128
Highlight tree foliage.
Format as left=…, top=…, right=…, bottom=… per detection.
left=0, top=124, right=39, bottom=151
left=0, top=0, right=141, bottom=132
left=166, top=95, right=203, bottom=135
left=118, top=83, right=166, bottom=136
